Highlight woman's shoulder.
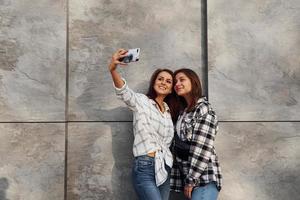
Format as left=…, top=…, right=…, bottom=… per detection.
left=135, top=93, right=154, bottom=105
left=134, top=91, right=147, bottom=98
left=193, top=97, right=216, bottom=117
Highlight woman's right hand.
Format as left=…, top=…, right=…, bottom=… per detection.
left=108, top=49, right=128, bottom=72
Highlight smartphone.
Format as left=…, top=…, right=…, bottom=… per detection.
left=119, top=48, right=140, bottom=63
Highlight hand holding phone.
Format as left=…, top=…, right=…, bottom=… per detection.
left=119, top=48, right=140, bottom=63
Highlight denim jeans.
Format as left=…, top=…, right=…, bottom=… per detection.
left=191, top=183, right=219, bottom=200
left=132, top=155, right=170, bottom=200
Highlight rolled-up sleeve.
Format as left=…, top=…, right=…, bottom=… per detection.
left=114, top=78, right=141, bottom=111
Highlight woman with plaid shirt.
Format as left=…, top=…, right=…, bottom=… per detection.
left=171, top=68, right=222, bottom=200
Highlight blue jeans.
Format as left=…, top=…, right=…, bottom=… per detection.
left=132, top=155, right=170, bottom=200
left=191, top=183, right=219, bottom=200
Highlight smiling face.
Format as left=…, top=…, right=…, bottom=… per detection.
left=174, top=72, right=192, bottom=98
left=153, top=71, right=173, bottom=97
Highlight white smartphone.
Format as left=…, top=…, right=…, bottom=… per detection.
left=119, top=48, right=140, bottom=63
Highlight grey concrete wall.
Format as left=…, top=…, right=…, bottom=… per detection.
left=0, top=0, right=66, bottom=200
left=0, top=123, right=65, bottom=199
left=67, top=122, right=135, bottom=200
left=0, top=0, right=66, bottom=121
left=69, top=0, right=204, bottom=121
left=208, top=1, right=300, bottom=200
left=216, top=122, right=300, bottom=200
left=1, top=0, right=299, bottom=200
left=208, top=0, right=300, bottom=121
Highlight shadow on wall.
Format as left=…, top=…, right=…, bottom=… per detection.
left=95, top=107, right=137, bottom=200
left=0, top=178, right=9, bottom=200
left=77, top=79, right=187, bottom=199
left=106, top=105, right=187, bottom=200
left=76, top=75, right=150, bottom=121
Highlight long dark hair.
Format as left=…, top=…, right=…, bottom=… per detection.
left=174, top=68, right=203, bottom=113
left=146, top=68, right=179, bottom=123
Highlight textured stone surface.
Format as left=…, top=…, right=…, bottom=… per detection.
left=208, top=0, right=300, bottom=120
left=0, top=123, right=65, bottom=200
left=0, top=0, right=66, bottom=121
left=2, top=1, right=300, bottom=200
left=216, top=122, right=300, bottom=200
left=67, top=122, right=136, bottom=200
left=69, top=0, right=204, bottom=121
left=68, top=122, right=300, bottom=200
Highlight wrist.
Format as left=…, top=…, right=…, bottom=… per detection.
left=185, top=177, right=195, bottom=186
left=185, top=183, right=194, bottom=187
left=109, top=63, right=117, bottom=72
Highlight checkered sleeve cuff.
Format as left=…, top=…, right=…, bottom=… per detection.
left=185, top=176, right=196, bottom=185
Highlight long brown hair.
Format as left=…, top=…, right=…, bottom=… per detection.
left=146, top=68, right=179, bottom=123
left=174, top=68, right=203, bottom=112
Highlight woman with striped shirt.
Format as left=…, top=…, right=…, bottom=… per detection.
left=108, top=49, right=177, bottom=200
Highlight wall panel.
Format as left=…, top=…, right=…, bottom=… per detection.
left=0, top=123, right=65, bottom=200
left=67, top=122, right=136, bottom=200
left=208, top=1, right=300, bottom=120
left=216, top=122, right=300, bottom=200
left=0, top=0, right=66, bottom=121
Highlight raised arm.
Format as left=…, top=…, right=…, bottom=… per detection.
left=108, top=49, right=143, bottom=112
left=108, top=49, right=128, bottom=88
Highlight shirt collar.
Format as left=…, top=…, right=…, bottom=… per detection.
left=180, top=96, right=207, bottom=114
left=196, top=96, right=208, bottom=104
left=149, top=99, right=170, bottom=112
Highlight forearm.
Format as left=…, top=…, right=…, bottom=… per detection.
left=110, top=66, right=124, bottom=88
left=108, top=48, right=128, bottom=88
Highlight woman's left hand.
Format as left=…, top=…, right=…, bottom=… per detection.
left=184, top=184, right=194, bottom=199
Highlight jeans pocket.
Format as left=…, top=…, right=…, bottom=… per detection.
left=136, top=157, right=154, bottom=173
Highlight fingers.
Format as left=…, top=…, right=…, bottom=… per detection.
left=119, top=53, right=128, bottom=58
left=184, top=188, right=188, bottom=199
left=184, top=186, right=193, bottom=199
left=113, top=49, right=128, bottom=61
left=109, top=49, right=128, bottom=69
left=184, top=189, right=188, bottom=199
left=115, top=61, right=128, bottom=66
left=117, top=49, right=128, bottom=55
left=118, top=48, right=126, bottom=52
left=188, top=188, right=192, bottom=199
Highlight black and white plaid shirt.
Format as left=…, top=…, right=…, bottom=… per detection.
left=115, top=79, right=174, bottom=186
left=170, top=97, right=222, bottom=192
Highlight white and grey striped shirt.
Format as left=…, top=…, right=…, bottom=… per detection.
left=115, top=79, right=174, bottom=186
